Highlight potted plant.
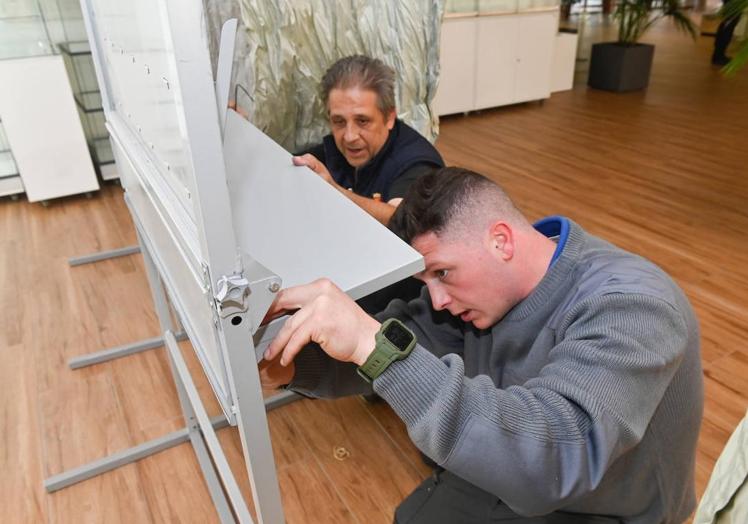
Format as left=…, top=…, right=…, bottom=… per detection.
left=588, top=0, right=697, bottom=91
left=719, top=0, right=748, bottom=74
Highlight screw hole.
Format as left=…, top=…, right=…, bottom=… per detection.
left=231, top=316, right=242, bottom=326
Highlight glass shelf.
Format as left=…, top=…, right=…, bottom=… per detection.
left=0, top=150, right=19, bottom=178
left=0, top=14, right=55, bottom=60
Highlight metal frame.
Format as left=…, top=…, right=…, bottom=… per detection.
left=68, top=330, right=187, bottom=369
left=53, top=1, right=286, bottom=522
left=68, top=244, right=140, bottom=266
left=55, top=1, right=422, bottom=522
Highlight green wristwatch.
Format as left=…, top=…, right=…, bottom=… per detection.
left=357, top=318, right=417, bottom=383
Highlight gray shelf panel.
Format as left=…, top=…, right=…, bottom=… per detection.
left=58, top=40, right=90, bottom=55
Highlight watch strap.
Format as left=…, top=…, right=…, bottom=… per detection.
left=357, top=319, right=416, bottom=383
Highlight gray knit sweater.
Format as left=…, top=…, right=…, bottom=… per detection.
left=290, top=220, right=703, bottom=523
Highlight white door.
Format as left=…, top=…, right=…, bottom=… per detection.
left=513, top=12, right=557, bottom=104
left=433, top=17, right=477, bottom=116
left=475, top=15, right=519, bottom=110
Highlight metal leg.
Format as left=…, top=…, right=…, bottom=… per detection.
left=187, top=425, right=236, bottom=524
left=264, top=389, right=299, bottom=411
left=52, top=225, right=290, bottom=521
left=139, top=234, right=255, bottom=522
left=68, top=244, right=140, bottom=266
left=221, top=307, right=285, bottom=523
left=69, top=331, right=187, bottom=369
left=164, top=331, right=254, bottom=523
left=43, top=385, right=298, bottom=494
left=44, top=415, right=229, bottom=493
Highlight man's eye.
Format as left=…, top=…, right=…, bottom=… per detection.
left=436, top=269, right=449, bottom=281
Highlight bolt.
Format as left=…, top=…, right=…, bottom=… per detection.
left=268, top=282, right=281, bottom=293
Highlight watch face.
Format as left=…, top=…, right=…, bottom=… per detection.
left=383, top=321, right=414, bottom=351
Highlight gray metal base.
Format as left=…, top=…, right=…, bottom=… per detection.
left=68, top=245, right=141, bottom=266
left=69, top=331, right=188, bottom=369
left=44, top=415, right=229, bottom=493
left=264, top=389, right=299, bottom=411
left=43, top=389, right=300, bottom=494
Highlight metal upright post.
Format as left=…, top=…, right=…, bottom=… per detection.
left=137, top=229, right=242, bottom=522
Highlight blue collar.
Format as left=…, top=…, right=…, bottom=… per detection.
left=533, top=216, right=570, bottom=267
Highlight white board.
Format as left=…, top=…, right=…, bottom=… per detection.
left=85, top=0, right=424, bottom=419
left=0, top=55, right=99, bottom=202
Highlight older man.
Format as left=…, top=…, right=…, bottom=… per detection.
left=261, top=167, right=703, bottom=523
left=294, top=55, right=444, bottom=225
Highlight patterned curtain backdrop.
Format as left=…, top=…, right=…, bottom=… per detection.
left=204, top=0, right=444, bottom=152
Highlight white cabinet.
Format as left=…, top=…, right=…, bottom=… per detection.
left=433, top=10, right=559, bottom=116
left=551, top=31, right=578, bottom=92
left=513, top=13, right=556, bottom=102
left=433, top=17, right=478, bottom=116
left=475, top=16, right=518, bottom=109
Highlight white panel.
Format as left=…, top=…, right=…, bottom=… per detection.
left=100, top=162, right=118, bottom=180
left=475, top=15, right=519, bottom=110
left=90, top=0, right=197, bottom=225
left=0, top=55, right=99, bottom=202
left=111, top=131, right=232, bottom=414
left=552, top=32, right=578, bottom=93
left=224, top=110, right=424, bottom=299
left=514, top=12, right=557, bottom=103
left=433, top=17, right=478, bottom=116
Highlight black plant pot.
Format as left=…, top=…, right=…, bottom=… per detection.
left=588, top=42, right=655, bottom=92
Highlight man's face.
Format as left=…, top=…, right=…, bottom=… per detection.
left=412, top=231, right=519, bottom=330
left=327, top=86, right=396, bottom=168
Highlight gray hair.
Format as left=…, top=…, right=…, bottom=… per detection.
left=320, top=55, right=396, bottom=116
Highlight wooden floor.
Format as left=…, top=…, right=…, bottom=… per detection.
left=2, top=15, right=747, bottom=524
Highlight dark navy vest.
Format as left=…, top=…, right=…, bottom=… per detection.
left=320, top=119, right=444, bottom=202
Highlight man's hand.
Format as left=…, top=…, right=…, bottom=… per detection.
left=264, top=279, right=381, bottom=367
left=293, top=154, right=334, bottom=185
left=259, top=353, right=294, bottom=390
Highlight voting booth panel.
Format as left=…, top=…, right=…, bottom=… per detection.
left=86, top=0, right=244, bottom=419
left=71, top=0, right=425, bottom=521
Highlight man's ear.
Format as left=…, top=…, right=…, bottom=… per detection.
left=385, top=109, right=396, bottom=130
left=488, top=221, right=514, bottom=261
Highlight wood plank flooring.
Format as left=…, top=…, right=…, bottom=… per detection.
left=1, top=15, right=746, bottom=524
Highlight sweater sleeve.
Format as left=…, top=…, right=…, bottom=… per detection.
left=372, top=292, right=689, bottom=516
left=288, top=286, right=465, bottom=398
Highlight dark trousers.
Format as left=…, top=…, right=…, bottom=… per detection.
left=394, top=469, right=622, bottom=524
left=713, top=0, right=740, bottom=60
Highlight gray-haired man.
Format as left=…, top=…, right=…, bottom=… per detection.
left=294, top=55, right=444, bottom=225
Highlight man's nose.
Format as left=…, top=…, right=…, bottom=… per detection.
left=343, top=123, right=359, bottom=142
left=427, top=283, right=451, bottom=311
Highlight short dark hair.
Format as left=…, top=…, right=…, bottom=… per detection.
left=320, top=55, right=396, bottom=115
left=389, top=167, right=526, bottom=244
